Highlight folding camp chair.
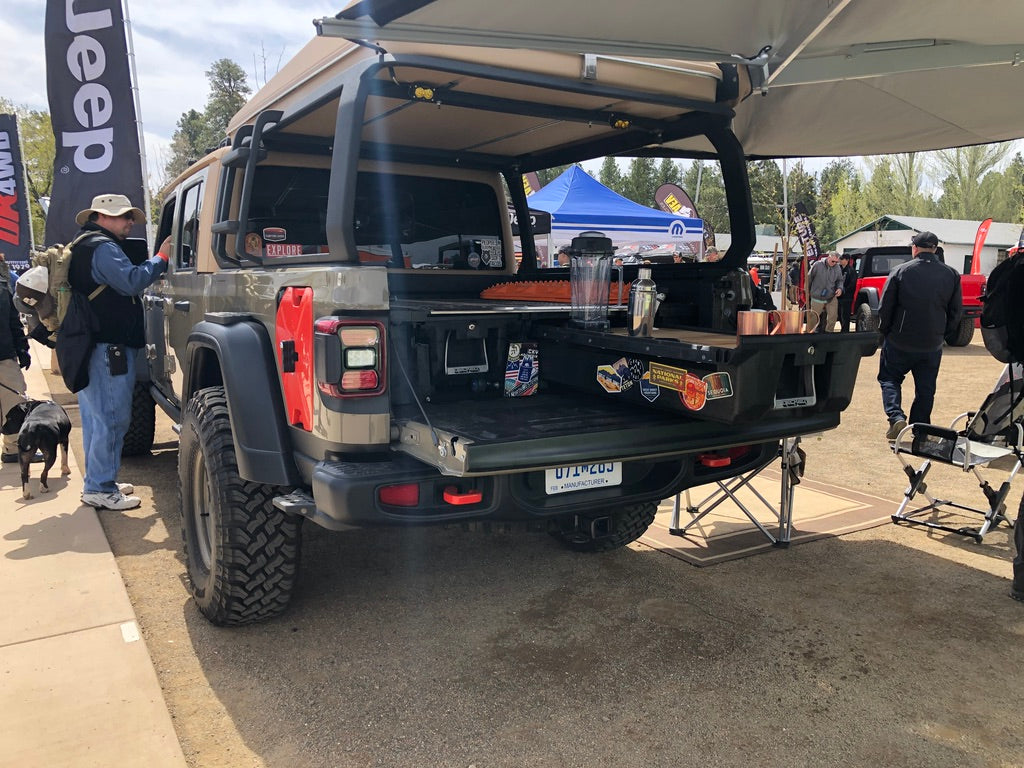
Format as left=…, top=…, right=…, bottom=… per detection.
left=891, top=363, right=1024, bottom=542
left=669, top=437, right=804, bottom=547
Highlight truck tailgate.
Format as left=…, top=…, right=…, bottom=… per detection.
left=393, top=392, right=841, bottom=476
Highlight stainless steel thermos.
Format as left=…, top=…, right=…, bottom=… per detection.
left=627, top=267, right=658, bottom=337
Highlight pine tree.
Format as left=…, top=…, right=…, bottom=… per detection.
left=598, top=156, right=624, bottom=195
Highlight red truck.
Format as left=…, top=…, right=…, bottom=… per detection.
left=847, top=245, right=983, bottom=346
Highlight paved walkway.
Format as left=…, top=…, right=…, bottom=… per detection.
left=0, top=342, right=186, bottom=767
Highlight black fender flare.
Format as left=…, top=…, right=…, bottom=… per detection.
left=183, top=315, right=299, bottom=486
left=856, top=286, right=880, bottom=312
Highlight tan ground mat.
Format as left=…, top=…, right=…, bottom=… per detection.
left=640, top=469, right=902, bottom=566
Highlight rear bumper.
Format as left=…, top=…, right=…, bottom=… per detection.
left=300, top=439, right=783, bottom=530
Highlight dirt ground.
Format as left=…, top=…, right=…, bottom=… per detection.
left=56, top=335, right=1024, bottom=767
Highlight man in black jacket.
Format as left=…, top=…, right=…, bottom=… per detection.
left=68, top=194, right=170, bottom=510
left=877, top=231, right=962, bottom=440
left=0, top=252, right=31, bottom=462
left=837, top=253, right=857, bottom=332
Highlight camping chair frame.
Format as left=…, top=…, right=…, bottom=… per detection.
left=669, top=437, right=802, bottom=547
left=891, top=364, right=1024, bottom=543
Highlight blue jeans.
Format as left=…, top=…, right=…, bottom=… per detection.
left=877, top=340, right=942, bottom=425
left=78, top=343, right=136, bottom=495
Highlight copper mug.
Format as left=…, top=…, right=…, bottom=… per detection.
left=769, top=308, right=820, bottom=335
left=736, top=309, right=770, bottom=336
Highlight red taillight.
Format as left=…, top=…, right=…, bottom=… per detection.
left=378, top=483, right=420, bottom=507
left=314, top=318, right=386, bottom=398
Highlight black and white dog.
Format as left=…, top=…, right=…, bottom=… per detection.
left=2, top=400, right=72, bottom=499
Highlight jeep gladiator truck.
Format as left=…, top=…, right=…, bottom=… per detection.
left=848, top=245, right=983, bottom=345
left=136, top=36, right=876, bottom=625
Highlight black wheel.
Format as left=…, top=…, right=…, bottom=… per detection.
left=855, top=304, right=878, bottom=333
left=945, top=316, right=975, bottom=347
left=179, top=386, right=302, bottom=625
left=553, top=501, right=657, bottom=553
left=122, top=381, right=155, bottom=456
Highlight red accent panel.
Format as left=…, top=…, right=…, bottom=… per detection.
left=443, top=486, right=483, bottom=505
left=697, top=453, right=731, bottom=468
left=276, top=287, right=314, bottom=431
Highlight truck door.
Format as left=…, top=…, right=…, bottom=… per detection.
left=144, top=195, right=176, bottom=403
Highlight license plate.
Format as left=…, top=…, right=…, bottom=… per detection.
left=545, top=462, right=622, bottom=495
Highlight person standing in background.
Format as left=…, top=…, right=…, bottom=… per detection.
left=807, top=251, right=843, bottom=331
left=837, top=253, right=857, bottom=332
left=877, top=231, right=962, bottom=440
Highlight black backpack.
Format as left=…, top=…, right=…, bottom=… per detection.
left=980, top=250, right=1024, bottom=363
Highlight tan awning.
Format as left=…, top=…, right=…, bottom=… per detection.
left=322, top=0, right=1024, bottom=157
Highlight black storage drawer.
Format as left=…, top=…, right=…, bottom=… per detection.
left=533, top=324, right=877, bottom=425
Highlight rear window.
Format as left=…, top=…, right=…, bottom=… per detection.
left=866, top=254, right=911, bottom=276
left=245, top=166, right=505, bottom=268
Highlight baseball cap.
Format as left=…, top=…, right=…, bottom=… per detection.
left=911, top=231, right=939, bottom=248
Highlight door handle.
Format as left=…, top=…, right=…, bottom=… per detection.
left=173, top=301, right=190, bottom=312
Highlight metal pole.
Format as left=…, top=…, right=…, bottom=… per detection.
left=16, top=113, right=36, bottom=252
left=782, top=158, right=790, bottom=308
left=122, top=0, right=154, bottom=245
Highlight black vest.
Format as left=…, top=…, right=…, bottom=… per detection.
left=67, top=223, right=146, bottom=348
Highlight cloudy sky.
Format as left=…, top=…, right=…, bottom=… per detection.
left=2, top=0, right=334, bottom=183
left=3, top=1, right=1017, bottom=194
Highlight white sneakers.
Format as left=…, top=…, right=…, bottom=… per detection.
left=117, top=482, right=135, bottom=494
left=81, top=491, right=141, bottom=511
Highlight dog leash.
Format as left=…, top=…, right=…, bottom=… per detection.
left=0, top=380, right=24, bottom=396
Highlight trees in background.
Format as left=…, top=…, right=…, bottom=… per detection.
left=163, top=59, right=251, bottom=184
left=934, top=144, right=1014, bottom=220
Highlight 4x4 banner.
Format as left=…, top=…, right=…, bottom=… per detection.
left=0, top=113, right=33, bottom=268
left=43, top=0, right=145, bottom=246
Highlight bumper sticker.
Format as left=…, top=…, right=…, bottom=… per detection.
left=680, top=373, right=708, bottom=411
left=639, top=371, right=660, bottom=402
left=648, top=361, right=688, bottom=392
left=703, top=371, right=734, bottom=401
left=596, top=364, right=623, bottom=393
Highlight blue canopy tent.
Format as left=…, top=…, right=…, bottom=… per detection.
left=527, top=166, right=703, bottom=259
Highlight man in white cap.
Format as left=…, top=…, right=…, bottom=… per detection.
left=69, top=193, right=171, bottom=510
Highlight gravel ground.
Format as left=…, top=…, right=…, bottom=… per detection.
left=55, top=336, right=1024, bottom=768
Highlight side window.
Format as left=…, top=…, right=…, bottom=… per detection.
left=156, top=196, right=176, bottom=254
left=177, top=181, right=203, bottom=269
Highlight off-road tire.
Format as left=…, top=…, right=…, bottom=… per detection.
left=179, top=386, right=302, bottom=625
left=945, top=316, right=975, bottom=347
left=121, top=381, right=155, bottom=456
left=855, top=304, right=878, bottom=333
left=554, top=501, right=658, bottom=553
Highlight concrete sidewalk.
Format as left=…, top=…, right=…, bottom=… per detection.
left=0, top=342, right=186, bottom=767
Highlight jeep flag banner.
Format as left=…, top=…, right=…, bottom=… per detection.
left=0, top=114, right=33, bottom=267
left=44, top=0, right=145, bottom=246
